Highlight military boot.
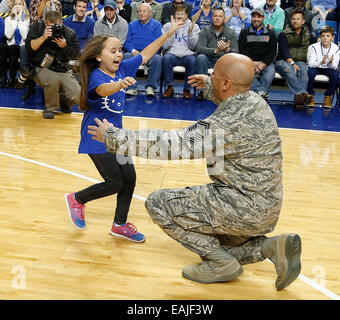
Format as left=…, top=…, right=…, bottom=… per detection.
left=262, top=233, right=301, bottom=290
left=182, top=247, right=243, bottom=284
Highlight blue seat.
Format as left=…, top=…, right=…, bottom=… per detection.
left=315, top=20, right=337, bottom=43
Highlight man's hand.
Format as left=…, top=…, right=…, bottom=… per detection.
left=217, top=40, right=230, bottom=52
left=87, top=118, right=114, bottom=143
left=187, top=74, right=209, bottom=90
left=43, top=26, right=53, bottom=40
left=53, top=37, right=67, bottom=49
left=254, top=61, right=266, bottom=74
left=292, top=63, right=300, bottom=74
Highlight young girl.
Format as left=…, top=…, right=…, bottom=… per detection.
left=65, top=17, right=184, bottom=242
left=4, top=0, right=30, bottom=87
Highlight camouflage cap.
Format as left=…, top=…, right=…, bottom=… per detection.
left=251, top=7, right=265, bottom=16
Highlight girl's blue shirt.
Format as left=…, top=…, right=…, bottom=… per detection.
left=78, top=54, right=143, bottom=154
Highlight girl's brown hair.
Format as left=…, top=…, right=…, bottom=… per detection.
left=78, top=35, right=116, bottom=110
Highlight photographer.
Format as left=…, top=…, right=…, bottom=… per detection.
left=25, top=10, right=81, bottom=119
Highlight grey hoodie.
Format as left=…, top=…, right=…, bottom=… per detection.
left=162, top=19, right=200, bottom=58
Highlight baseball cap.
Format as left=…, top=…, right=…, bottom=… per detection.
left=104, top=0, right=117, bottom=9
left=251, top=7, right=265, bottom=16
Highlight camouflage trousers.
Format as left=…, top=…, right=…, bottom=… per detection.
left=145, top=185, right=274, bottom=265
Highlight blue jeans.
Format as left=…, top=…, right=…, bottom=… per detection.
left=250, top=63, right=275, bottom=93
left=123, top=52, right=162, bottom=90
left=275, top=60, right=308, bottom=95
left=162, top=53, right=197, bottom=90
left=196, top=54, right=218, bottom=74
left=307, top=67, right=339, bottom=96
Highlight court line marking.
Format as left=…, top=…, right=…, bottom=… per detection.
left=1, top=106, right=340, bottom=134
left=0, top=150, right=339, bottom=300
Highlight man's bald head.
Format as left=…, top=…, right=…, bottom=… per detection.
left=211, top=53, right=255, bottom=102
left=215, top=53, right=255, bottom=90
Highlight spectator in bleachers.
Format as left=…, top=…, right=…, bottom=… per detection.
left=116, top=0, right=131, bottom=22
left=161, top=4, right=199, bottom=99
left=275, top=8, right=315, bottom=109
left=0, top=16, right=7, bottom=87
left=124, top=2, right=162, bottom=96
left=25, top=10, right=80, bottom=118
left=307, top=25, right=340, bottom=108
left=131, top=0, right=162, bottom=22
left=249, top=0, right=281, bottom=9
left=85, top=0, right=103, bottom=22
left=161, top=0, right=192, bottom=25
left=63, top=0, right=95, bottom=51
left=280, top=0, right=294, bottom=9
left=284, top=0, right=314, bottom=31
left=29, top=0, right=63, bottom=25
left=190, top=0, right=216, bottom=30
left=93, top=0, right=128, bottom=46
left=4, top=0, right=30, bottom=87
left=0, top=0, right=12, bottom=12
left=38, top=0, right=63, bottom=19
left=238, top=7, right=277, bottom=99
left=262, top=0, right=285, bottom=33
left=196, top=7, right=238, bottom=100
left=310, top=0, right=339, bottom=22
left=60, top=0, right=75, bottom=15
left=224, top=0, right=251, bottom=38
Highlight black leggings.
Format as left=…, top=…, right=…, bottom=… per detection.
left=75, top=152, right=136, bottom=225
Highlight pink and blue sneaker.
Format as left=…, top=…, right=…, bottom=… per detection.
left=65, top=193, right=86, bottom=229
left=110, top=222, right=145, bottom=243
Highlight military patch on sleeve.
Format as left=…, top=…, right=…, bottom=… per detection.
left=184, top=120, right=210, bottom=143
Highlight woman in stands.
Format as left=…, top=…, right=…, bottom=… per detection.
left=4, top=0, right=30, bottom=87
left=64, top=17, right=184, bottom=242
left=190, top=0, right=217, bottom=29
left=224, top=0, right=251, bottom=38
left=310, top=0, right=339, bottom=21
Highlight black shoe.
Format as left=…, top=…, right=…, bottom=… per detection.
left=0, top=76, right=8, bottom=88
left=196, top=91, right=204, bottom=101
left=8, top=78, right=16, bottom=88
left=14, top=80, right=26, bottom=89
left=21, top=87, right=36, bottom=101
left=43, top=109, right=54, bottom=119
left=60, top=100, right=72, bottom=113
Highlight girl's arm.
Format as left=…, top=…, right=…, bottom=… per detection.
left=95, top=76, right=136, bottom=97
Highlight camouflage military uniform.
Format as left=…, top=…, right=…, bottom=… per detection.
left=104, top=78, right=283, bottom=265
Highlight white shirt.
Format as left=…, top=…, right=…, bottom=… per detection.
left=308, top=41, right=340, bottom=69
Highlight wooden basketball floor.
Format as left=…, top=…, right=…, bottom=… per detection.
left=0, top=107, right=339, bottom=300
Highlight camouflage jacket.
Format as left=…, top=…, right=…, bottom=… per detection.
left=105, top=78, right=283, bottom=223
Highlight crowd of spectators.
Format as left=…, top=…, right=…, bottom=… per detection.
left=1, top=0, right=340, bottom=118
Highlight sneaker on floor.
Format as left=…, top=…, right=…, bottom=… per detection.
left=125, top=88, right=138, bottom=96
left=110, top=222, right=145, bottom=243
left=65, top=193, right=86, bottom=229
left=43, top=109, right=54, bottom=119
left=145, top=86, right=155, bottom=97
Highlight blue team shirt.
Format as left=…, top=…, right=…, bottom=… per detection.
left=78, top=54, right=143, bottom=154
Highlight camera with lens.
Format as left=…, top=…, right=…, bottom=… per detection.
left=51, top=24, right=64, bottom=40
left=15, top=63, right=37, bottom=87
